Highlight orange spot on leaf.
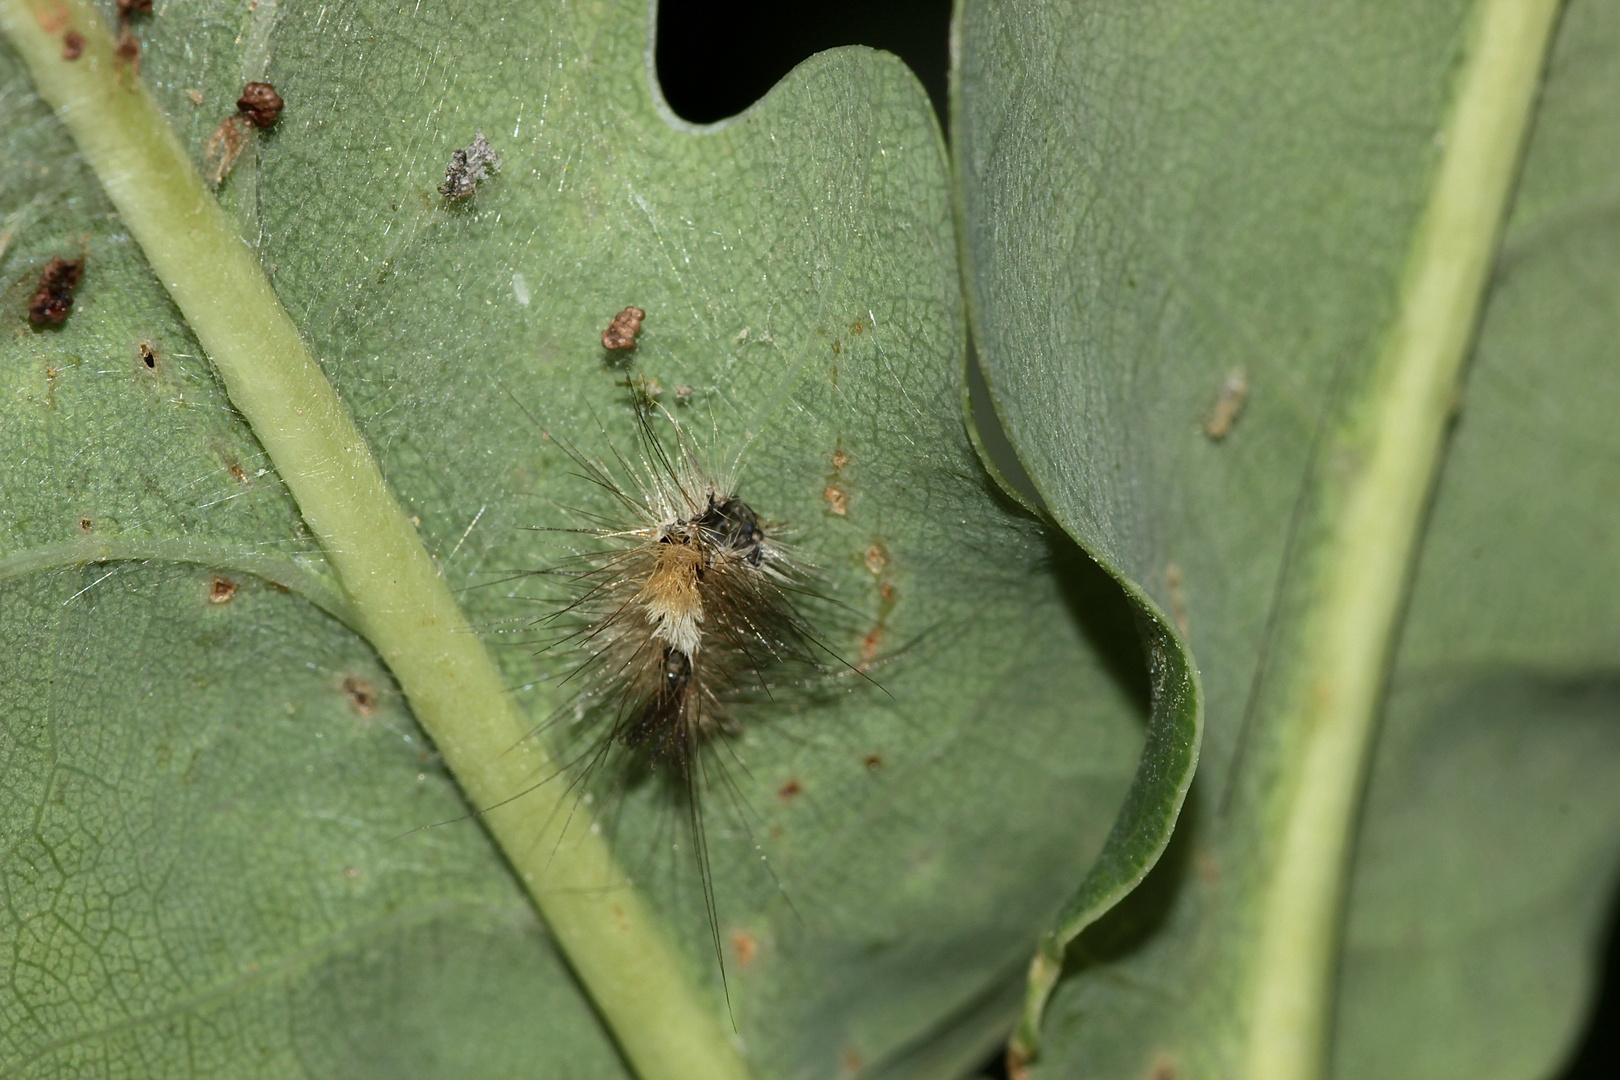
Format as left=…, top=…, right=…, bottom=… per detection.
left=730, top=929, right=758, bottom=968
left=35, top=4, right=70, bottom=33
left=864, top=542, right=888, bottom=575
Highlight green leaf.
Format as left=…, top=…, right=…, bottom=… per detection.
left=0, top=564, right=624, bottom=1078
left=1335, top=2, right=1620, bottom=1073
left=953, top=0, right=1610, bottom=1077
left=0, top=1, right=1193, bottom=1078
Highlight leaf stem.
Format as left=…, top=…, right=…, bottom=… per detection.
left=1244, top=3, right=1562, bottom=1078
left=0, top=5, right=750, bottom=1079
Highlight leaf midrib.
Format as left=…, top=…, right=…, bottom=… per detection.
left=0, top=2, right=749, bottom=1077
left=1241, top=3, right=1566, bottom=1078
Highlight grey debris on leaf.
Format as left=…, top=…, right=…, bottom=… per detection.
left=439, top=130, right=501, bottom=201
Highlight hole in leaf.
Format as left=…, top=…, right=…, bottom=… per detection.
left=655, top=0, right=952, bottom=126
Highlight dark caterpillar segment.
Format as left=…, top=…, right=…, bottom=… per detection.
left=621, top=645, right=704, bottom=772
left=691, top=495, right=765, bottom=566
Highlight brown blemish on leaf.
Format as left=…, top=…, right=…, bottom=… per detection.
left=29, top=255, right=83, bottom=325
left=825, top=444, right=853, bottom=516
left=860, top=625, right=883, bottom=665
left=109, top=0, right=149, bottom=70
left=34, top=3, right=69, bottom=33
left=341, top=675, right=378, bottom=718
left=1145, top=1053, right=1179, bottom=1080
left=864, top=754, right=882, bottom=771
left=856, top=549, right=898, bottom=669
left=78, top=517, right=93, bottom=532
left=186, top=89, right=204, bottom=106
left=839, top=1049, right=863, bottom=1076
left=204, top=114, right=249, bottom=186
left=226, top=462, right=249, bottom=484
left=729, top=929, right=758, bottom=968
left=851, top=318, right=865, bottom=335
left=602, top=306, right=645, bottom=351
left=236, top=82, right=283, bottom=128
left=864, top=542, right=888, bottom=576
left=1204, top=367, right=1248, bottom=440
left=61, top=29, right=84, bottom=59
left=207, top=576, right=237, bottom=604
left=777, top=778, right=802, bottom=800
left=114, top=27, right=140, bottom=71
left=1165, top=562, right=1189, bottom=635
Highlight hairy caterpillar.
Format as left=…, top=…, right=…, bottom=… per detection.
left=525, top=396, right=839, bottom=984
left=548, top=408, right=822, bottom=752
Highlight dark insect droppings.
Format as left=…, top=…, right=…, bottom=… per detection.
left=439, top=131, right=500, bottom=200
left=601, top=306, right=646, bottom=351
left=114, top=27, right=140, bottom=69
left=113, top=0, right=149, bottom=68
left=236, top=82, right=283, bottom=128
left=29, top=256, right=83, bottom=325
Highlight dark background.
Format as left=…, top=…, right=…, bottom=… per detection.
left=656, top=0, right=952, bottom=126
left=653, top=2, right=1620, bottom=1076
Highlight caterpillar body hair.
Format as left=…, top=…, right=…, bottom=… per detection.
left=545, top=408, right=823, bottom=764
left=527, top=402, right=836, bottom=986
